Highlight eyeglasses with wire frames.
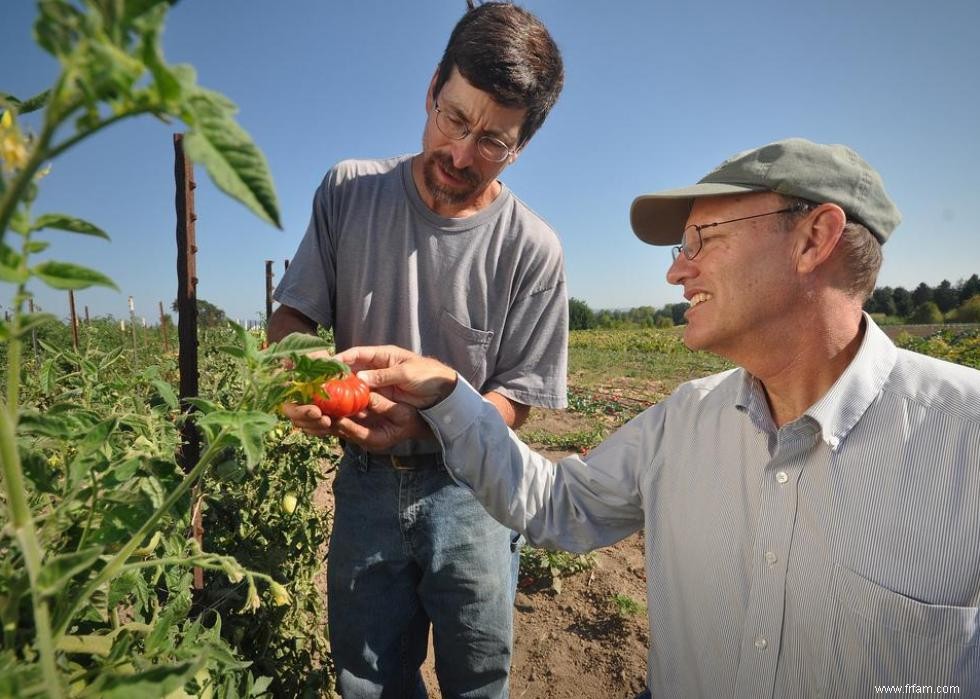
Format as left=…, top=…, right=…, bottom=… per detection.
left=670, top=202, right=814, bottom=262
left=432, top=102, right=519, bottom=163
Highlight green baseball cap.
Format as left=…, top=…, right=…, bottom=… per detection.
left=629, top=138, right=901, bottom=245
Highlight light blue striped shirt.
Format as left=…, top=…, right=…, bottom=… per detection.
left=422, top=317, right=980, bottom=697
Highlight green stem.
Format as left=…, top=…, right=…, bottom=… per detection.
left=75, top=471, right=100, bottom=552
left=120, top=554, right=238, bottom=574
left=44, top=106, right=155, bottom=163
left=0, top=394, right=63, bottom=697
left=53, top=425, right=232, bottom=639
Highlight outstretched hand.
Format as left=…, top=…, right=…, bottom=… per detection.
left=334, top=345, right=458, bottom=409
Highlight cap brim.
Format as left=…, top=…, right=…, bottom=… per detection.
left=630, top=182, right=767, bottom=245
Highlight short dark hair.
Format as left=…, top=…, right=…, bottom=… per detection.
left=433, top=2, right=564, bottom=148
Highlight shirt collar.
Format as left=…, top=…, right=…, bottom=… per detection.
left=805, top=313, right=897, bottom=449
left=734, top=313, right=897, bottom=449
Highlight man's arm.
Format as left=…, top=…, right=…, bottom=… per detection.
left=483, top=391, right=530, bottom=429
left=267, top=304, right=317, bottom=343
left=337, top=344, right=647, bottom=553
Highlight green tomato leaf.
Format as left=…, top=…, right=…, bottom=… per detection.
left=32, top=260, right=119, bottom=290
left=111, top=457, right=142, bottom=482
left=2, top=89, right=52, bottom=115
left=215, top=344, right=246, bottom=359
left=263, top=332, right=334, bottom=359
left=150, top=379, right=178, bottom=410
left=57, top=633, right=113, bottom=657
left=36, top=546, right=104, bottom=597
left=77, top=417, right=119, bottom=456
left=108, top=569, right=145, bottom=608
left=196, top=410, right=277, bottom=470
left=30, top=213, right=111, bottom=239
left=34, top=1, right=84, bottom=58
left=135, top=4, right=182, bottom=108
left=9, top=207, right=31, bottom=235
left=139, top=476, right=166, bottom=510
left=182, top=397, right=222, bottom=415
left=253, top=676, right=275, bottom=695
left=291, top=353, right=347, bottom=383
left=0, top=243, right=27, bottom=283
left=77, top=37, right=146, bottom=104
left=182, top=89, right=281, bottom=229
left=124, top=0, right=174, bottom=30
left=88, top=660, right=201, bottom=699
left=18, top=411, right=78, bottom=438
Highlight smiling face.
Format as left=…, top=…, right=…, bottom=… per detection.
left=665, top=192, right=805, bottom=361
left=415, top=67, right=526, bottom=217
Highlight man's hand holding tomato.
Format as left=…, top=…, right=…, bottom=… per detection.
left=324, top=345, right=459, bottom=450
left=281, top=349, right=436, bottom=451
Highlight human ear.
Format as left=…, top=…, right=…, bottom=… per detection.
left=796, top=203, right=846, bottom=275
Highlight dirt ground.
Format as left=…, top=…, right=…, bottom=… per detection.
left=317, top=405, right=650, bottom=699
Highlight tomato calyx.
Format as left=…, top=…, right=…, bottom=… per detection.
left=281, top=354, right=370, bottom=418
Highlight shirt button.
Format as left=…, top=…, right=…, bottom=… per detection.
left=442, top=415, right=453, bottom=424
left=765, top=551, right=778, bottom=566
left=775, top=471, right=789, bottom=484
left=755, top=636, right=768, bottom=650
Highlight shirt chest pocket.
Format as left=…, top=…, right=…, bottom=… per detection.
left=823, top=563, right=979, bottom=696
left=434, top=309, right=494, bottom=390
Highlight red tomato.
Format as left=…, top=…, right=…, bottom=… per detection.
left=312, top=374, right=370, bottom=418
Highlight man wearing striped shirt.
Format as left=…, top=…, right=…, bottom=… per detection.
left=332, top=138, right=980, bottom=697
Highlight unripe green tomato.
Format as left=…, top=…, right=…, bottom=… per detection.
left=281, top=492, right=298, bottom=514
left=270, top=581, right=291, bottom=606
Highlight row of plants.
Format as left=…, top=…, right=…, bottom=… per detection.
left=893, top=327, right=980, bottom=369
left=4, top=314, right=342, bottom=696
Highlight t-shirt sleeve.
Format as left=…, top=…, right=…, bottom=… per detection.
left=272, top=175, right=337, bottom=330
left=484, top=263, right=569, bottom=409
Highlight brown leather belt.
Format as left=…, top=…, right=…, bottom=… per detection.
left=343, top=443, right=445, bottom=471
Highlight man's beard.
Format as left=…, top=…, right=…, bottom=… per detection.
left=422, top=152, right=481, bottom=205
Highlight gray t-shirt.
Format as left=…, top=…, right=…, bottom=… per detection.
left=274, top=154, right=568, bottom=450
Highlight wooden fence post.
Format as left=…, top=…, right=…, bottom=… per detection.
left=265, top=260, right=274, bottom=327
left=174, top=133, right=204, bottom=590
left=68, top=290, right=79, bottom=350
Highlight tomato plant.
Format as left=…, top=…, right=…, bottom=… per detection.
left=312, top=373, right=371, bottom=417
left=0, top=2, right=335, bottom=695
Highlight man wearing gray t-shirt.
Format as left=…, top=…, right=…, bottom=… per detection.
left=268, top=4, right=567, bottom=697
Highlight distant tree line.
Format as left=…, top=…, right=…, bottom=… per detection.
left=862, top=274, right=980, bottom=324
left=569, top=298, right=686, bottom=330
left=569, top=273, right=980, bottom=330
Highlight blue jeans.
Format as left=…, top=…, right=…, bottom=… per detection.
left=328, top=450, right=521, bottom=698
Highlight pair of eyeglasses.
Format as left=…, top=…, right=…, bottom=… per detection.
left=432, top=102, right=518, bottom=163
left=671, top=204, right=811, bottom=261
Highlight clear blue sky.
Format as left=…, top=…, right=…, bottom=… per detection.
left=3, top=0, right=979, bottom=325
